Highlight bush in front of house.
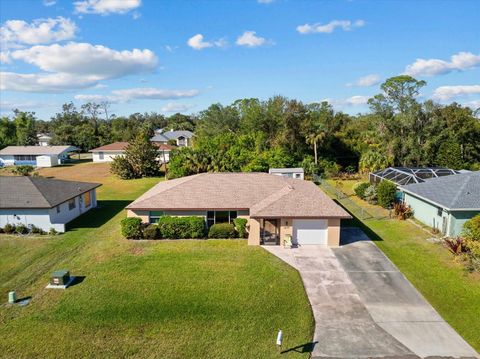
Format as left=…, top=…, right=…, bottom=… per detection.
left=143, top=224, right=160, bottom=239
left=12, top=165, right=35, bottom=176
left=3, top=223, right=15, bottom=234
left=364, top=185, right=377, bottom=204
left=463, top=214, right=480, bottom=242
left=121, top=217, right=143, bottom=239
left=208, top=223, right=237, bottom=239
left=233, top=218, right=248, bottom=238
left=376, top=180, right=397, bottom=208
left=30, top=225, right=44, bottom=234
left=157, top=216, right=206, bottom=239
left=15, top=224, right=28, bottom=234
left=353, top=182, right=370, bottom=199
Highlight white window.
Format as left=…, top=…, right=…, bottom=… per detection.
left=206, top=211, right=238, bottom=228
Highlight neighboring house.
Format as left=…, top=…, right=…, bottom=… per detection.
left=37, top=133, right=52, bottom=146
left=90, top=142, right=174, bottom=163
left=400, top=171, right=480, bottom=236
left=0, top=146, right=77, bottom=168
left=269, top=168, right=304, bottom=180
left=370, top=167, right=461, bottom=186
left=151, top=129, right=194, bottom=147
left=126, top=172, right=351, bottom=246
left=0, top=177, right=101, bottom=232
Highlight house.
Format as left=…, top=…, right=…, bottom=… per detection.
left=126, top=172, right=351, bottom=246
left=37, top=133, right=52, bottom=146
left=400, top=171, right=480, bottom=236
left=269, top=167, right=304, bottom=180
left=0, top=177, right=101, bottom=232
left=370, top=167, right=461, bottom=186
left=0, top=146, right=78, bottom=168
left=90, top=142, right=174, bottom=163
left=151, top=129, right=194, bottom=147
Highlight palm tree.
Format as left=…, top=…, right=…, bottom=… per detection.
left=306, top=132, right=325, bottom=165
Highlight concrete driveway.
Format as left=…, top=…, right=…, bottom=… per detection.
left=263, top=227, right=479, bottom=359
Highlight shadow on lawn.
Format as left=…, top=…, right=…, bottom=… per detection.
left=281, top=341, right=318, bottom=354
left=66, top=200, right=131, bottom=231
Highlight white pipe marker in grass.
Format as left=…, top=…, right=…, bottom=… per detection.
left=276, top=330, right=283, bottom=347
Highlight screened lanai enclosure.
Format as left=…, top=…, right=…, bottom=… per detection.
left=369, top=167, right=461, bottom=186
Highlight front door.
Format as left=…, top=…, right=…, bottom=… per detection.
left=262, top=219, right=280, bottom=245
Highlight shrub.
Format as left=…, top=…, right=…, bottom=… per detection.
left=393, top=202, right=413, bottom=220
left=354, top=182, right=370, bottom=199
left=49, top=228, right=58, bottom=236
left=233, top=218, right=248, bottom=238
left=377, top=180, right=397, bottom=208
left=364, top=185, right=377, bottom=204
left=15, top=224, right=28, bottom=235
left=30, top=225, right=44, bottom=234
left=12, top=165, right=35, bottom=176
left=208, top=223, right=237, bottom=239
left=157, top=216, right=206, bottom=239
left=463, top=214, right=480, bottom=241
left=444, top=237, right=467, bottom=255
left=3, top=223, right=15, bottom=234
left=143, top=224, right=159, bottom=239
left=121, top=217, right=143, bottom=239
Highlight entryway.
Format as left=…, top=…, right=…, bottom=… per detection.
left=261, top=218, right=279, bottom=245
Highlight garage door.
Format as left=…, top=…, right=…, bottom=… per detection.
left=292, top=219, right=328, bottom=245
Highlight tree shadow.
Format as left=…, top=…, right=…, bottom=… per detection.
left=281, top=341, right=318, bottom=354
left=66, top=200, right=131, bottom=231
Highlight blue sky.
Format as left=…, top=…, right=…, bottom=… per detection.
left=0, top=0, right=479, bottom=120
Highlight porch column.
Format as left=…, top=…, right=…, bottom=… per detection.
left=248, top=218, right=261, bottom=245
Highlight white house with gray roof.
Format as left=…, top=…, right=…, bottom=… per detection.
left=151, top=129, right=194, bottom=147
left=0, top=146, right=77, bottom=168
left=400, top=171, right=480, bottom=236
left=0, top=177, right=101, bottom=232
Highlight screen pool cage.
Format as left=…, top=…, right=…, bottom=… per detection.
left=369, top=167, right=460, bottom=186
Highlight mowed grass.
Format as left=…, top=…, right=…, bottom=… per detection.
left=322, top=179, right=480, bottom=352
left=0, top=163, right=314, bottom=358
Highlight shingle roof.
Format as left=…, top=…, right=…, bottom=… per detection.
left=126, top=172, right=350, bottom=218
left=400, top=171, right=480, bottom=210
left=152, top=130, right=194, bottom=142
left=0, top=146, right=77, bottom=156
left=151, top=134, right=169, bottom=142
left=0, top=177, right=101, bottom=209
left=269, top=168, right=304, bottom=174
left=90, top=142, right=175, bottom=152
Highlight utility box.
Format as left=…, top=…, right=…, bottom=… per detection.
left=51, top=270, right=70, bottom=286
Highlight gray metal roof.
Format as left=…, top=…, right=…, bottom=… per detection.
left=0, top=177, right=101, bottom=209
left=152, top=130, right=194, bottom=141
left=0, top=145, right=78, bottom=156
left=269, top=168, right=304, bottom=174
left=400, top=171, right=480, bottom=210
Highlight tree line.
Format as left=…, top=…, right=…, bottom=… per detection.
left=1, top=76, right=479, bottom=178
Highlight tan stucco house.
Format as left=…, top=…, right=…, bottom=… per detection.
left=126, top=172, right=350, bottom=246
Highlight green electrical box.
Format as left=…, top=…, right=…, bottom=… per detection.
left=51, top=270, right=70, bottom=286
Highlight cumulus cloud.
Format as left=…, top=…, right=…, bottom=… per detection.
left=324, top=95, right=370, bottom=108
left=431, top=85, right=480, bottom=101
left=257, top=0, right=275, bottom=3
left=0, top=51, right=10, bottom=64
left=296, top=20, right=365, bottom=34
left=2, top=42, right=158, bottom=92
left=0, top=99, right=57, bottom=111
left=74, top=0, right=141, bottom=15
left=0, top=17, right=77, bottom=49
left=43, top=0, right=57, bottom=6
left=347, top=74, right=381, bottom=87
left=464, top=99, right=480, bottom=109
left=405, top=51, right=480, bottom=77
left=75, top=87, right=200, bottom=103
left=161, top=103, right=194, bottom=113
left=187, top=34, right=227, bottom=50
left=236, top=31, right=269, bottom=47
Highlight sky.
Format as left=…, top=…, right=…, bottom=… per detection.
left=0, top=0, right=479, bottom=120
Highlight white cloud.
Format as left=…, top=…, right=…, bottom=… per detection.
left=431, top=85, right=480, bottom=101
left=324, top=95, right=370, bottom=108
left=75, top=87, right=200, bottom=103
left=464, top=99, right=480, bottom=109
left=43, top=0, right=57, bottom=6
left=0, top=51, right=10, bottom=64
left=236, top=31, right=269, bottom=47
left=257, top=0, right=275, bottom=3
left=132, top=11, right=141, bottom=20
left=0, top=99, right=57, bottom=111
left=0, top=72, right=100, bottom=92
left=74, top=0, right=141, bottom=15
left=187, top=34, right=227, bottom=50
left=161, top=103, right=194, bottom=113
left=0, top=17, right=77, bottom=49
left=405, top=51, right=480, bottom=77
left=296, top=20, right=365, bottom=34
left=347, top=74, right=381, bottom=87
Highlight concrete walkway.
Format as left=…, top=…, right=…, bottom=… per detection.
left=263, top=227, right=479, bottom=359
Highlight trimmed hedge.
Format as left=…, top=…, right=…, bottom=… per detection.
left=233, top=218, right=248, bottom=238
left=377, top=180, right=397, bottom=208
left=143, top=224, right=160, bottom=239
left=121, top=217, right=143, bottom=239
left=157, top=216, right=206, bottom=239
left=208, top=223, right=236, bottom=239
left=354, top=181, right=370, bottom=199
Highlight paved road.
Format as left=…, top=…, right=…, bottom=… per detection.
left=263, top=227, right=479, bottom=359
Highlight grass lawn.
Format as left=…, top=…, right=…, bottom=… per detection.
left=322, top=179, right=480, bottom=352
left=0, top=163, right=314, bottom=358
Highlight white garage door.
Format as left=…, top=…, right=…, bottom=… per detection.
left=292, top=219, right=328, bottom=245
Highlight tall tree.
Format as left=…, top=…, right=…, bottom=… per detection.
left=13, top=110, right=37, bottom=146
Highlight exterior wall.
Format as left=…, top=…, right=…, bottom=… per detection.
left=0, top=155, right=16, bottom=166
left=327, top=218, right=341, bottom=246
left=248, top=218, right=261, bottom=245
left=157, top=151, right=170, bottom=163
left=449, top=210, right=480, bottom=236
left=280, top=218, right=293, bottom=245
left=404, top=193, right=447, bottom=233
left=49, top=190, right=98, bottom=232
left=127, top=210, right=149, bottom=222
left=37, top=155, right=58, bottom=167
left=270, top=172, right=304, bottom=180
left=92, top=151, right=124, bottom=163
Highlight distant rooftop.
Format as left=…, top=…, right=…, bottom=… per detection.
left=370, top=167, right=461, bottom=186
left=0, top=146, right=78, bottom=156
left=152, top=130, right=194, bottom=141
left=269, top=168, right=304, bottom=174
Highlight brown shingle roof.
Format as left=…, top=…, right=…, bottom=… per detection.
left=0, top=177, right=101, bottom=209
left=90, top=142, right=175, bottom=152
left=126, top=173, right=350, bottom=218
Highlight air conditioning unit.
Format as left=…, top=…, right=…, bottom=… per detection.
left=50, top=270, right=70, bottom=286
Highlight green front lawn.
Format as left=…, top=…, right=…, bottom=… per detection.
left=322, top=179, right=480, bottom=352
left=0, top=163, right=313, bottom=358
